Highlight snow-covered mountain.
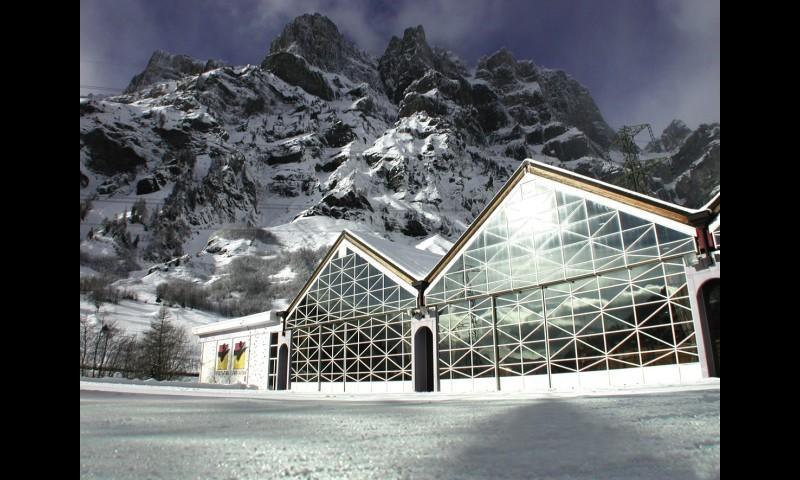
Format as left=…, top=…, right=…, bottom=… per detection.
left=80, top=13, right=720, bottom=327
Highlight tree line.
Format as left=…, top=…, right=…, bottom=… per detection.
left=80, top=306, right=196, bottom=381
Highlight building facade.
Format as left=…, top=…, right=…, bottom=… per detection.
left=283, top=232, right=440, bottom=393
left=423, top=163, right=710, bottom=392
left=196, top=159, right=720, bottom=393
left=193, top=311, right=285, bottom=389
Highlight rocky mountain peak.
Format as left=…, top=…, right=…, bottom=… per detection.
left=268, top=13, right=382, bottom=90
left=379, top=25, right=438, bottom=103
left=646, top=119, right=693, bottom=153
left=124, top=49, right=226, bottom=94
left=269, top=13, right=350, bottom=69
left=661, top=119, right=692, bottom=150
left=401, top=25, right=428, bottom=45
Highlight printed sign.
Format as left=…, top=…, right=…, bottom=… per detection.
left=233, top=341, right=247, bottom=370
left=217, top=343, right=230, bottom=371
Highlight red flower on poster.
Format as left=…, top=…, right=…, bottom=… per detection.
left=234, top=341, right=246, bottom=358
left=218, top=343, right=229, bottom=358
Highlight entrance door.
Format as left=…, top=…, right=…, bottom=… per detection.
left=701, top=280, right=720, bottom=377
left=414, top=327, right=434, bottom=392
left=277, top=344, right=289, bottom=390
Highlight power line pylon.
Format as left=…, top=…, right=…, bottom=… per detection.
left=611, top=123, right=658, bottom=195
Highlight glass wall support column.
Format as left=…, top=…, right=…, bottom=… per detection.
left=491, top=295, right=500, bottom=391
left=542, top=286, right=552, bottom=389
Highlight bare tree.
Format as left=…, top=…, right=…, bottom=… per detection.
left=87, top=317, right=120, bottom=378
left=103, top=333, right=137, bottom=378
left=80, top=316, right=96, bottom=377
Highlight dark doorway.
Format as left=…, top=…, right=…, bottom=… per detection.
left=701, top=280, right=720, bottom=377
left=277, top=344, right=289, bottom=390
left=414, top=327, right=434, bottom=392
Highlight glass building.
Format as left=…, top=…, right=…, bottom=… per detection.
left=274, top=160, right=720, bottom=393
left=282, top=232, right=440, bottom=393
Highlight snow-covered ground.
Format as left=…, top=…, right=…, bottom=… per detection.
left=79, top=298, right=222, bottom=336
left=80, top=380, right=720, bottom=479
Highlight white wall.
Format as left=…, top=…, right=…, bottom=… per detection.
left=197, top=324, right=282, bottom=389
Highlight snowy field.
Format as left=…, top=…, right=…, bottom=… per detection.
left=80, top=381, right=720, bottom=479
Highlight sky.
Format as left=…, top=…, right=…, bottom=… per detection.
left=80, top=0, right=719, bottom=135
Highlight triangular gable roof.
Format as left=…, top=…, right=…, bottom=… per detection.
left=424, top=158, right=709, bottom=284
left=346, top=230, right=442, bottom=280
left=283, top=230, right=437, bottom=321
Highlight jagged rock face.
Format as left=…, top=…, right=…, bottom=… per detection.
left=538, top=69, right=615, bottom=149
left=661, top=119, right=693, bottom=151
left=81, top=128, right=147, bottom=175
left=647, top=119, right=693, bottom=153
left=674, top=141, right=719, bottom=207
left=667, top=123, right=719, bottom=206
left=269, top=13, right=382, bottom=91
left=378, top=26, right=470, bottom=104
left=379, top=26, right=437, bottom=104
left=261, top=52, right=334, bottom=100
left=476, top=49, right=614, bottom=149
left=671, top=123, right=719, bottom=174
left=476, top=48, right=538, bottom=89
left=80, top=13, right=720, bottom=275
left=125, top=49, right=227, bottom=93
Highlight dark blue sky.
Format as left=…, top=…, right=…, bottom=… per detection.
left=80, top=0, right=719, bottom=134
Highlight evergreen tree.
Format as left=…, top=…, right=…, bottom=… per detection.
left=139, top=306, right=192, bottom=380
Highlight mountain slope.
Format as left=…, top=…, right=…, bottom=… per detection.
left=80, top=13, right=719, bottom=327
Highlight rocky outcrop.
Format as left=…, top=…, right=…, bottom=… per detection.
left=671, top=123, right=720, bottom=174
left=378, top=26, right=465, bottom=104
left=647, top=120, right=693, bottom=153
left=379, top=26, right=437, bottom=104
left=81, top=129, right=146, bottom=175
left=268, top=172, right=317, bottom=197
left=125, top=49, right=226, bottom=93
left=322, top=120, right=356, bottom=148
left=542, top=132, right=603, bottom=161
left=475, top=48, right=615, bottom=149
left=261, top=52, right=334, bottom=100
left=304, top=191, right=373, bottom=220
left=136, top=177, right=160, bottom=195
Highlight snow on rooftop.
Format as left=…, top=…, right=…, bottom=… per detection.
left=344, top=229, right=442, bottom=280
left=191, top=310, right=279, bottom=337
left=415, top=234, right=454, bottom=256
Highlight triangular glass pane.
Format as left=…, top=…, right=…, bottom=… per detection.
left=589, top=211, right=619, bottom=237
left=603, top=309, right=636, bottom=330
left=619, top=211, right=650, bottom=230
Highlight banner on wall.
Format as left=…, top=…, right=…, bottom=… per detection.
left=217, top=343, right=230, bottom=371
left=233, top=341, right=247, bottom=370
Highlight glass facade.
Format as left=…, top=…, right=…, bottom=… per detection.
left=287, top=247, right=417, bottom=385
left=427, top=178, right=696, bottom=304
left=429, top=176, right=699, bottom=383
